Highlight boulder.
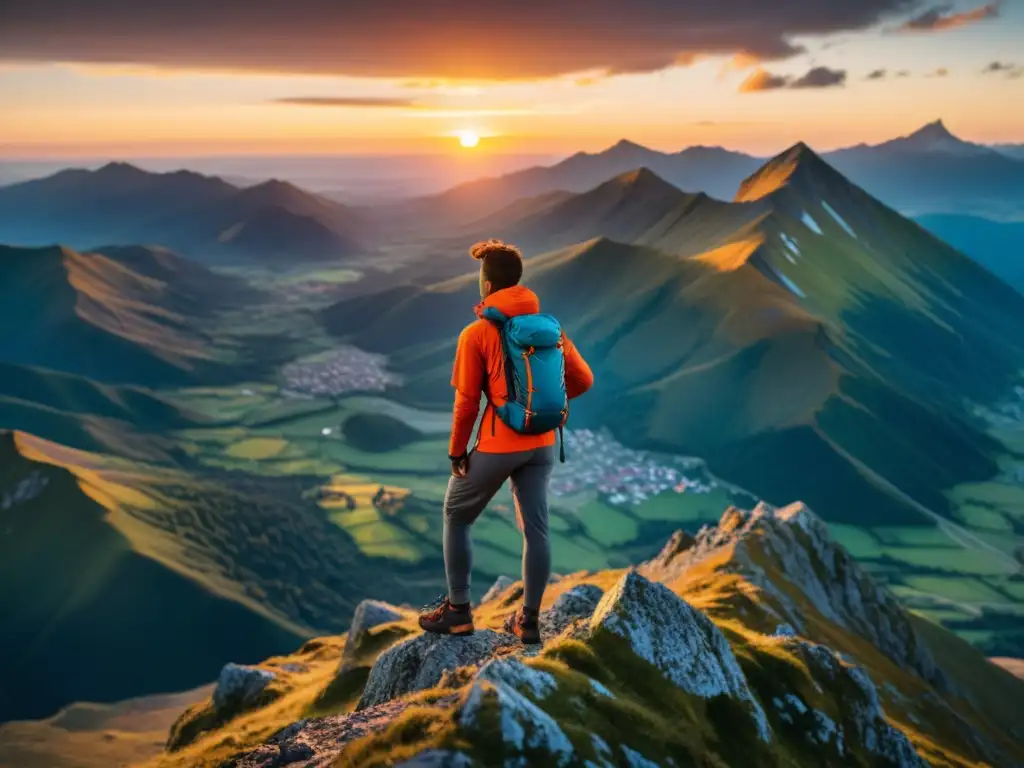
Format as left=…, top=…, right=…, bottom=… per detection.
left=460, top=680, right=575, bottom=766
left=344, top=600, right=404, bottom=662
left=358, top=630, right=517, bottom=710
left=589, top=570, right=771, bottom=742
left=475, top=657, right=557, bottom=700
left=212, top=663, right=275, bottom=714
left=481, top=575, right=516, bottom=604
left=543, top=584, right=605, bottom=637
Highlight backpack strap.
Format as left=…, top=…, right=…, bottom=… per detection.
left=558, top=426, right=565, bottom=463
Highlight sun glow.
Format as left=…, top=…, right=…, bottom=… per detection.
left=458, top=130, right=480, bottom=148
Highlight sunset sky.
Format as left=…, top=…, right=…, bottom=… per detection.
left=1, top=0, right=1022, bottom=158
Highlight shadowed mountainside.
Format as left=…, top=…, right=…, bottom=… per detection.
left=0, top=165, right=366, bottom=262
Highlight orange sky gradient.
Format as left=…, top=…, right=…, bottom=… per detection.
left=1, top=1, right=1022, bottom=158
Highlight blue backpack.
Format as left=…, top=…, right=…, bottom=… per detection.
left=481, top=307, right=569, bottom=462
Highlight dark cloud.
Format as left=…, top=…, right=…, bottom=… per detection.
left=898, top=1, right=1000, bottom=31
left=272, top=96, right=419, bottom=108
left=790, top=66, right=847, bottom=88
left=866, top=68, right=888, bottom=80
left=926, top=67, right=949, bottom=77
left=896, top=69, right=912, bottom=77
left=740, top=65, right=846, bottom=92
left=0, top=0, right=920, bottom=79
left=982, top=61, right=1016, bottom=73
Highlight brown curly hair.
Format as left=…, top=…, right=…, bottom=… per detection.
left=470, top=239, right=523, bottom=291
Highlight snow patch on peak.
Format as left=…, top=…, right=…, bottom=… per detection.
left=777, top=272, right=806, bottom=298
left=800, top=211, right=823, bottom=235
left=821, top=200, right=857, bottom=238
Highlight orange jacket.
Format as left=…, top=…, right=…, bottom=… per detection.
left=449, top=285, right=594, bottom=456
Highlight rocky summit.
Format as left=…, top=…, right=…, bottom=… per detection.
left=151, top=502, right=1024, bottom=768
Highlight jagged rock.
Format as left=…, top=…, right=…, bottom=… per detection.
left=476, top=657, right=557, bottom=699
left=589, top=570, right=772, bottom=742
left=543, top=583, right=605, bottom=637
left=344, top=600, right=404, bottom=662
left=782, top=638, right=922, bottom=766
left=394, top=750, right=473, bottom=767
left=481, top=575, right=516, bottom=603
left=460, top=680, right=575, bottom=766
left=358, top=630, right=517, bottom=710
left=213, top=663, right=275, bottom=714
left=649, top=501, right=950, bottom=693
left=648, top=529, right=696, bottom=571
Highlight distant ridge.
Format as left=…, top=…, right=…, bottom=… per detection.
left=0, top=164, right=367, bottom=262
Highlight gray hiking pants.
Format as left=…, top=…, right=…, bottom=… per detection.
left=443, top=445, right=555, bottom=610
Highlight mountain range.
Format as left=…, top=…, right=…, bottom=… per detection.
left=0, top=244, right=257, bottom=385
left=0, top=165, right=366, bottom=263
left=327, top=144, right=1024, bottom=547
left=382, top=120, right=1024, bottom=234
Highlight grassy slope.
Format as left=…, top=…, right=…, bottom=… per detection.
left=0, top=245, right=244, bottom=386
left=0, top=685, right=212, bottom=768
left=0, top=431, right=304, bottom=723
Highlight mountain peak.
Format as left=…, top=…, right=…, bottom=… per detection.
left=908, top=119, right=955, bottom=142
left=94, top=161, right=149, bottom=180
left=734, top=141, right=836, bottom=202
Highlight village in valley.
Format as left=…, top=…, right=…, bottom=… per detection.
left=551, top=428, right=718, bottom=506
left=280, top=345, right=401, bottom=398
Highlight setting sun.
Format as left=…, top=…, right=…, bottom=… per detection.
left=458, top=130, right=480, bottom=148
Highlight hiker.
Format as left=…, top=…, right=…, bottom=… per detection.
left=419, top=239, right=594, bottom=644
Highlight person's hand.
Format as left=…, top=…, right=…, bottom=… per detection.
left=450, top=453, right=469, bottom=478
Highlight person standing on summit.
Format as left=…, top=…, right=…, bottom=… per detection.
left=419, top=239, right=594, bottom=644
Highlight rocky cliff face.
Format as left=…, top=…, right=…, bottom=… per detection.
left=151, top=502, right=1024, bottom=768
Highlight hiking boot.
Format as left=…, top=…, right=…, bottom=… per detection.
left=504, top=606, right=542, bottom=645
left=418, top=595, right=474, bottom=636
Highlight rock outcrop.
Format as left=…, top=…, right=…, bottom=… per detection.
left=358, top=630, right=518, bottom=710
left=213, top=663, right=276, bottom=713
left=179, top=502, right=1023, bottom=768
left=780, top=638, right=924, bottom=767
left=649, top=502, right=950, bottom=692
left=343, top=599, right=404, bottom=662
left=459, top=680, right=576, bottom=766
left=589, top=570, right=772, bottom=742
left=543, top=583, right=604, bottom=637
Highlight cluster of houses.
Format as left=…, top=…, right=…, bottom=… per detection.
left=550, top=428, right=716, bottom=506
left=280, top=345, right=401, bottom=398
